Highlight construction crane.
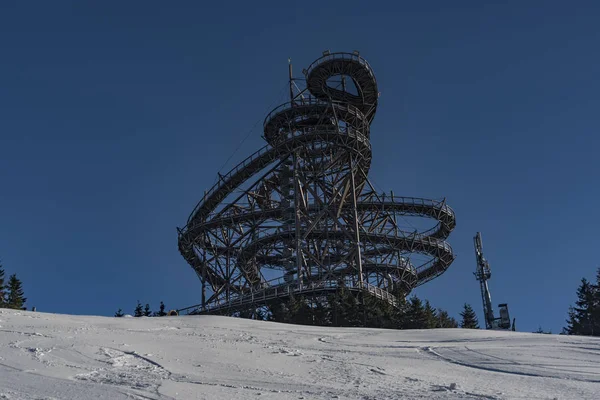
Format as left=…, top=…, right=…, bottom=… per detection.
left=473, top=232, right=513, bottom=330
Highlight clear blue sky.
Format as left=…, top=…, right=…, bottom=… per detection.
left=1, top=1, right=598, bottom=333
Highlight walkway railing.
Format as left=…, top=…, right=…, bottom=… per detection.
left=177, top=277, right=399, bottom=315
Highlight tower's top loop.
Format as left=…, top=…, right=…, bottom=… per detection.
left=304, top=52, right=379, bottom=123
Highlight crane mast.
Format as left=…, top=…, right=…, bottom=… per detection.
left=473, top=232, right=512, bottom=330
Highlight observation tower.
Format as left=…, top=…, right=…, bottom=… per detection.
left=177, top=51, right=456, bottom=315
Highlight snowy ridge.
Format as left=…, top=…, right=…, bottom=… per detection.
left=0, top=309, right=599, bottom=399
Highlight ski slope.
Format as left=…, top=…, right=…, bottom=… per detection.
left=0, top=309, right=599, bottom=399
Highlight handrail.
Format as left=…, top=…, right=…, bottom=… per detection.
left=263, top=99, right=366, bottom=132
left=185, top=127, right=374, bottom=226
left=304, top=52, right=376, bottom=81
left=190, top=195, right=454, bottom=233
left=178, top=277, right=400, bottom=315
left=186, top=142, right=274, bottom=224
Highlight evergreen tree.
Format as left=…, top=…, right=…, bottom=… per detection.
left=237, top=308, right=254, bottom=319
left=379, top=284, right=407, bottom=329
left=564, top=306, right=578, bottom=335
left=437, top=309, right=459, bottom=328
left=593, top=268, right=600, bottom=335
left=460, top=303, right=480, bottom=329
left=424, top=300, right=438, bottom=329
left=313, top=298, right=330, bottom=326
left=114, top=308, right=124, bottom=317
left=564, top=278, right=596, bottom=336
left=363, top=294, right=390, bottom=328
left=6, top=274, right=26, bottom=310
left=404, top=296, right=427, bottom=329
left=285, top=296, right=301, bottom=323
left=261, top=289, right=446, bottom=332
left=267, top=301, right=291, bottom=323
left=391, top=295, right=409, bottom=329
left=159, top=301, right=167, bottom=317
left=144, top=303, right=152, bottom=317
left=0, top=263, right=6, bottom=307
left=326, top=292, right=340, bottom=326
left=336, top=289, right=361, bottom=327
left=236, top=306, right=266, bottom=320
left=134, top=301, right=144, bottom=317
left=287, top=295, right=313, bottom=325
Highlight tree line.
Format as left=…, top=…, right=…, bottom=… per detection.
left=16, top=255, right=598, bottom=336
left=0, top=263, right=27, bottom=310
left=233, top=288, right=481, bottom=330
left=114, top=300, right=168, bottom=317
left=5, top=251, right=597, bottom=334
left=119, top=288, right=481, bottom=330
left=563, top=267, right=600, bottom=336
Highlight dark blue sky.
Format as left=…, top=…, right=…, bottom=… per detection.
left=1, top=1, right=598, bottom=333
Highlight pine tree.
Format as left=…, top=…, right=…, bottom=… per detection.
left=448, top=315, right=459, bottom=328
left=285, top=295, right=301, bottom=323
left=0, top=263, right=6, bottom=308
left=394, top=297, right=409, bottom=329
left=6, top=274, right=26, bottom=310
left=363, top=295, right=389, bottom=328
left=313, top=299, right=330, bottom=326
left=326, top=292, right=339, bottom=326
left=326, top=289, right=356, bottom=327
left=6, top=274, right=27, bottom=310
left=337, top=289, right=361, bottom=327
left=437, top=309, right=459, bottom=328
left=267, top=301, right=289, bottom=323
left=159, top=301, right=166, bottom=317
left=424, top=300, right=438, bottom=329
left=564, top=278, right=596, bottom=336
left=114, top=308, right=124, bottom=317
left=134, top=301, right=144, bottom=317
left=593, top=268, right=600, bottom=335
left=404, top=296, right=427, bottom=329
left=144, top=303, right=152, bottom=317
left=237, top=308, right=254, bottom=319
left=285, top=295, right=313, bottom=325
left=460, top=303, right=480, bottom=329
left=564, top=306, right=579, bottom=335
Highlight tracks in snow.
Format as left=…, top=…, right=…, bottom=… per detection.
left=421, top=345, right=600, bottom=383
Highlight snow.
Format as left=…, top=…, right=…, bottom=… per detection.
left=1, top=309, right=599, bottom=399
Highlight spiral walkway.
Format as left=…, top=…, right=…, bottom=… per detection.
left=177, top=52, right=456, bottom=315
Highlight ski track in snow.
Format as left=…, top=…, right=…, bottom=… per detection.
left=0, top=309, right=599, bottom=399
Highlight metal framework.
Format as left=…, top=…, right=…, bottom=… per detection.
left=177, top=51, right=456, bottom=315
left=473, top=232, right=511, bottom=330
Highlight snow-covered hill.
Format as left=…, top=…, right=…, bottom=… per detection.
left=1, top=309, right=599, bottom=399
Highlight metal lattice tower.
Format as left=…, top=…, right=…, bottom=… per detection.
left=177, top=51, right=456, bottom=315
left=473, top=232, right=512, bottom=330
left=474, top=232, right=494, bottom=329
